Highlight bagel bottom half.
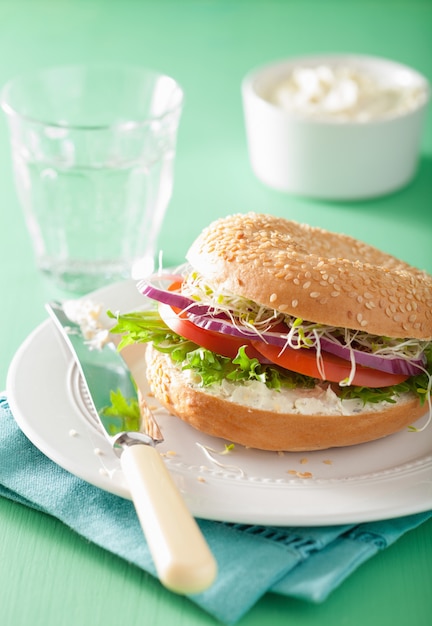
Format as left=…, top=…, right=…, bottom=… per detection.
left=145, top=345, right=426, bottom=451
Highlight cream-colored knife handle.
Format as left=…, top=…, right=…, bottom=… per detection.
left=120, top=443, right=217, bottom=594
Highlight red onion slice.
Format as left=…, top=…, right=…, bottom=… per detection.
left=188, top=313, right=425, bottom=376
left=137, top=278, right=211, bottom=316
left=138, top=277, right=425, bottom=377
left=320, top=337, right=425, bottom=376
left=187, top=311, right=269, bottom=339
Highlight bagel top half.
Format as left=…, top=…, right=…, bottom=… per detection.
left=186, top=212, right=432, bottom=340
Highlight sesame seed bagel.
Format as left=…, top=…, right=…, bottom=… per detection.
left=145, top=346, right=426, bottom=451
left=186, top=212, right=432, bottom=339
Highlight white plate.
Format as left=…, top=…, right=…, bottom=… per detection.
left=6, top=280, right=432, bottom=526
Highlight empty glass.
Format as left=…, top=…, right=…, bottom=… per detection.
left=1, top=65, right=184, bottom=293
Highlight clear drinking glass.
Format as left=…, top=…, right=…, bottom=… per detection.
left=1, top=65, right=184, bottom=294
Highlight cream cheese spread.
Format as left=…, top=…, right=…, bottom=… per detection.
left=184, top=370, right=406, bottom=417
left=63, top=299, right=110, bottom=349
left=269, top=64, right=428, bottom=121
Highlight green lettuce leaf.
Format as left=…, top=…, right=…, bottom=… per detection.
left=100, top=388, right=141, bottom=434
left=108, top=309, right=431, bottom=406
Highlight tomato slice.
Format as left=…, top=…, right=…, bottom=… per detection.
left=167, top=280, right=183, bottom=293
left=252, top=341, right=409, bottom=388
left=160, top=282, right=409, bottom=388
left=158, top=302, right=263, bottom=360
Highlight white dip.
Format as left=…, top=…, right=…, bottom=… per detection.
left=269, top=64, right=428, bottom=121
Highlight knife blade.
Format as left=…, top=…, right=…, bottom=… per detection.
left=45, top=301, right=217, bottom=595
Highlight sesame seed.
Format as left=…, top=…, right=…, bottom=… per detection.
left=298, top=471, right=313, bottom=479
left=188, top=212, right=432, bottom=340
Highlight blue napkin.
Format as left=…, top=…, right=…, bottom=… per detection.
left=0, top=395, right=430, bottom=624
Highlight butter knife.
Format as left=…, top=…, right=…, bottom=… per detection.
left=45, top=301, right=217, bottom=595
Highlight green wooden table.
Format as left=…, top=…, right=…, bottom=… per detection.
left=0, top=1, right=431, bottom=625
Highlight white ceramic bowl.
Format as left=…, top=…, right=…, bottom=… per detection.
left=242, top=54, right=430, bottom=199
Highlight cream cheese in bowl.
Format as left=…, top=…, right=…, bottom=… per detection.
left=242, top=54, right=430, bottom=199
left=269, top=64, right=428, bottom=122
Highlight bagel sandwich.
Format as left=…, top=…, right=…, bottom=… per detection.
left=110, top=212, right=432, bottom=451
